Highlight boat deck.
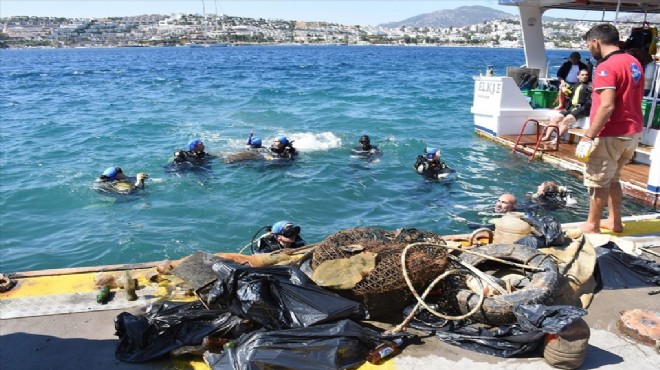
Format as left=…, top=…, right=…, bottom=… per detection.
left=484, top=128, right=657, bottom=208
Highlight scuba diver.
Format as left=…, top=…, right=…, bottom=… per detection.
left=167, top=138, right=215, bottom=171
left=94, top=166, right=148, bottom=195
left=350, top=134, right=381, bottom=159
left=413, top=147, right=450, bottom=180
left=252, top=221, right=306, bottom=254
left=269, top=136, right=297, bottom=160
left=528, top=180, right=575, bottom=210
left=468, top=193, right=519, bottom=230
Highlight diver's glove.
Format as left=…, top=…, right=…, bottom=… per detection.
left=575, top=139, right=594, bottom=162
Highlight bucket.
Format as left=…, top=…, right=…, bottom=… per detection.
left=543, top=318, right=590, bottom=369
left=493, top=214, right=531, bottom=244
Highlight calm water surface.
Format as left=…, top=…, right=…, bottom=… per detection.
left=1, top=46, right=653, bottom=272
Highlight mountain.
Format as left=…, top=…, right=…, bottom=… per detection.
left=378, top=6, right=516, bottom=29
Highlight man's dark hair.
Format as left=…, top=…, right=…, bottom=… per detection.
left=584, top=24, right=620, bottom=45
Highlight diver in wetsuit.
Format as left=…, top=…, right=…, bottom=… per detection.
left=528, top=180, right=574, bottom=210
left=167, top=138, right=215, bottom=171
left=270, top=136, right=297, bottom=160
left=413, top=147, right=449, bottom=179
left=351, top=135, right=381, bottom=159
left=94, top=166, right=148, bottom=195
left=255, top=221, right=306, bottom=254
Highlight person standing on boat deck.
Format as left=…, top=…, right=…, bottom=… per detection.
left=247, top=129, right=262, bottom=149
left=541, top=69, right=592, bottom=144
left=576, top=24, right=644, bottom=234
left=413, top=147, right=449, bottom=180
left=270, top=136, right=297, bottom=159
left=255, top=221, right=306, bottom=253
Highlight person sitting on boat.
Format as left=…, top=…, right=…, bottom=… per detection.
left=255, top=221, right=306, bottom=254
left=270, top=136, right=297, bottom=159
left=555, top=52, right=589, bottom=109
left=247, top=129, right=262, bottom=149
left=541, top=69, right=592, bottom=144
left=94, top=166, right=147, bottom=195
left=528, top=180, right=575, bottom=210
left=557, top=52, right=588, bottom=88
left=413, top=147, right=449, bottom=180
left=351, top=134, right=381, bottom=159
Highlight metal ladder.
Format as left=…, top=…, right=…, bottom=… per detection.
left=511, top=119, right=559, bottom=161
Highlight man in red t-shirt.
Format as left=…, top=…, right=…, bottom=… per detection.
left=576, top=24, right=644, bottom=234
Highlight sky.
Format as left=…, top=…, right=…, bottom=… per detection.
left=0, top=0, right=631, bottom=25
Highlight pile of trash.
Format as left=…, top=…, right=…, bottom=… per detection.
left=111, top=221, right=660, bottom=369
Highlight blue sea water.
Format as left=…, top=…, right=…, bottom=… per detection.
left=0, top=45, right=652, bottom=273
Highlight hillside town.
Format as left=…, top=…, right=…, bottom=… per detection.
left=0, top=12, right=642, bottom=49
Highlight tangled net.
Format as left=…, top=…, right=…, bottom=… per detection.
left=311, top=227, right=450, bottom=318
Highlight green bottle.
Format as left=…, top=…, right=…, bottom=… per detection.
left=96, top=285, right=110, bottom=304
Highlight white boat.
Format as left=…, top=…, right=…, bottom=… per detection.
left=471, top=0, right=660, bottom=209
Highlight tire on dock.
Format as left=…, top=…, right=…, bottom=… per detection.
left=456, top=243, right=559, bottom=325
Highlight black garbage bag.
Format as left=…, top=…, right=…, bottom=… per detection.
left=205, top=319, right=391, bottom=370
left=207, top=261, right=368, bottom=330
left=517, top=214, right=564, bottom=248
left=405, top=304, right=586, bottom=358
left=595, top=243, right=660, bottom=289
left=114, top=301, right=245, bottom=363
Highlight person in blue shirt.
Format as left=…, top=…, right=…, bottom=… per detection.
left=255, top=221, right=306, bottom=253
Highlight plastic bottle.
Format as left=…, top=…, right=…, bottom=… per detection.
left=366, top=337, right=404, bottom=364
left=124, top=271, right=138, bottom=301
left=96, top=285, right=110, bottom=304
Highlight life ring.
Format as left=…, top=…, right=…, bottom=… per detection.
left=456, top=243, right=559, bottom=325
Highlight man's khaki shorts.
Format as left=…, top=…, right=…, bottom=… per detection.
left=583, top=133, right=641, bottom=188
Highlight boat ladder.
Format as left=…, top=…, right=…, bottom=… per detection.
left=511, top=119, right=558, bottom=161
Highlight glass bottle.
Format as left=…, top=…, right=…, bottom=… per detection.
left=366, top=337, right=404, bottom=364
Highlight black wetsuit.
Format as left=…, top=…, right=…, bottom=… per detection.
left=166, top=150, right=214, bottom=171
left=255, top=234, right=306, bottom=253
left=270, top=145, right=297, bottom=160
left=351, top=145, right=380, bottom=157
left=414, top=155, right=448, bottom=179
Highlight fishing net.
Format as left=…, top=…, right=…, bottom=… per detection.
left=311, top=227, right=450, bottom=318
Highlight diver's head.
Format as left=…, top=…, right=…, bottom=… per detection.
left=250, top=137, right=262, bottom=148
left=495, top=193, right=517, bottom=213
left=271, top=136, right=289, bottom=151
left=188, top=138, right=204, bottom=152
left=537, top=180, right=560, bottom=197
left=359, top=135, right=371, bottom=150
left=101, top=166, right=124, bottom=181
left=271, top=220, right=301, bottom=246
left=424, top=147, right=439, bottom=160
